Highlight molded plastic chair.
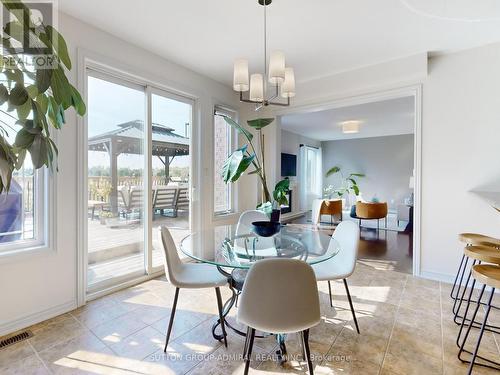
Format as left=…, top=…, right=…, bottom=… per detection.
left=236, top=210, right=269, bottom=234
left=160, top=226, right=228, bottom=350
left=238, top=258, right=321, bottom=375
left=312, top=220, right=361, bottom=333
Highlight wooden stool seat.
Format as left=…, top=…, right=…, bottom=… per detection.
left=472, top=265, right=500, bottom=289
left=459, top=233, right=500, bottom=248
left=464, top=245, right=500, bottom=264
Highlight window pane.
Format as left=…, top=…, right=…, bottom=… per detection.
left=0, top=114, right=42, bottom=247
left=151, top=93, right=192, bottom=269
left=87, top=74, right=145, bottom=289
left=214, top=111, right=232, bottom=214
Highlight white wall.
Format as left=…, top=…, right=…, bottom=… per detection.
left=421, top=44, right=500, bottom=280
left=322, top=135, right=414, bottom=210
left=0, top=12, right=241, bottom=336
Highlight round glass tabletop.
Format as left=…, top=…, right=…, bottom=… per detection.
left=180, top=224, right=339, bottom=269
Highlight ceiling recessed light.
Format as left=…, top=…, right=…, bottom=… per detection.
left=341, top=120, right=361, bottom=134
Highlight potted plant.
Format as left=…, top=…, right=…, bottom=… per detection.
left=324, top=166, right=365, bottom=207
left=221, top=117, right=289, bottom=221
left=0, top=0, right=86, bottom=193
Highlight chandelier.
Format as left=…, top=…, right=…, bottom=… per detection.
left=233, top=0, right=295, bottom=110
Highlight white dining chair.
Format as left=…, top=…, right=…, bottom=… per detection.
left=160, top=226, right=229, bottom=350
left=312, top=220, right=361, bottom=334
left=236, top=209, right=269, bottom=233
left=238, top=258, right=321, bottom=375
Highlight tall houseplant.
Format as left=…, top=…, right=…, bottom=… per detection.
left=221, top=116, right=289, bottom=215
left=0, top=0, right=86, bottom=193
left=324, top=166, right=364, bottom=200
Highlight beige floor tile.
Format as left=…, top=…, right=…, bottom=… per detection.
left=28, top=314, right=88, bottom=352
left=321, top=357, right=381, bottom=375
left=0, top=354, right=49, bottom=375
left=328, top=328, right=388, bottom=366
left=108, top=326, right=165, bottom=361
left=382, top=343, right=443, bottom=375
left=70, top=298, right=132, bottom=329
left=37, top=330, right=114, bottom=374
left=150, top=308, right=211, bottom=343
left=0, top=337, right=36, bottom=364
left=91, top=312, right=148, bottom=344
left=144, top=319, right=223, bottom=374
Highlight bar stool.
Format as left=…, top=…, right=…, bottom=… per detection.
left=452, top=245, right=500, bottom=332
left=451, top=233, right=500, bottom=304
left=457, top=264, right=500, bottom=374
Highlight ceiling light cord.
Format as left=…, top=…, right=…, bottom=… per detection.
left=263, top=2, right=267, bottom=98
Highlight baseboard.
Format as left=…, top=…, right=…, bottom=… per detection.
left=281, top=211, right=307, bottom=222
left=0, top=300, right=77, bottom=337
left=419, top=270, right=456, bottom=284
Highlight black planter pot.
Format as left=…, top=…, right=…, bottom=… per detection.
left=270, top=209, right=281, bottom=222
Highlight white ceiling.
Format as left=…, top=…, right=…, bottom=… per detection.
left=59, top=0, right=500, bottom=87
left=280, top=96, right=414, bottom=141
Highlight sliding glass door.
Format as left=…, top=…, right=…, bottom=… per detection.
left=87, top=72, right=146, bottom=290
left=150, top=91, right=193, bottom=270
left=85, top=70, right=194, bottom=292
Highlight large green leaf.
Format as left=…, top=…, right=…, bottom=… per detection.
left=45, top=25, right=72, bottom=70
left=247, top=118, right=274, bottom=130
left=47, top=96, right=65, bottom=128
left=221, top=146, right=255, bottom=183
left=50, top=66, right=72, bottom=109
left=36, top=68, right=53, bottom=94
left=14, top=127, right=36, bottom=148
left=256, top=201, right=272, bottom=217
left=0, top=84, right=9, bottom=105
left=16, top=98, right=32, bottom=120
left=223, top=115, right=253, bottom=141
left=70, top=84, right=86, bottom=115
left=273, top=178, right=290, bottom=205
left=29, top=134, right=48, bottom=168
left=9, top=83, right=29, bottom=106
left=325, top=166, right=341, bottom=177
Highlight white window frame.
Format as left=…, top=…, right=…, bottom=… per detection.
left=213, top=105, right=237, bottom=216
left=0, top=165, right=50, bottom=257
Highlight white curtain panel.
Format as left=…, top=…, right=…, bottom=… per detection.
left=315, top=147, right=323, bottom=199
left=298, top=145, right=308, bottom=211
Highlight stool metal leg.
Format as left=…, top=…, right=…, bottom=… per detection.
left=457, top=284, right=500, bottom=371
left=453, top=259, right=476, bottom=322
left=450, top=254, right=466, bottom=300
left=467, top=287, right=496, bottom=375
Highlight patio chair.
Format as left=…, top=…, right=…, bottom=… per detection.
left=153, top=187, right=178, bottom=218
left=174, top=187, right=189, bottom=217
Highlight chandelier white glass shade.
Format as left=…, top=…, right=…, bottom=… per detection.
left=341, top=121, right=361, bottom=134
left=233, top=0, right=295, bottom=109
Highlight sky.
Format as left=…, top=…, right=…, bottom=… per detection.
left=88, top=76, right=191, bottom=172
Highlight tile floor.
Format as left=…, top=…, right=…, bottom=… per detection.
left=1, top=262, right=499, bottom=374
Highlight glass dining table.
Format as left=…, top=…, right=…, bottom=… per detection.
left=180, top=223, right=340, bottom=363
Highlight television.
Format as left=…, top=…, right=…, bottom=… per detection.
left=281, top=153, right=297, bottom=176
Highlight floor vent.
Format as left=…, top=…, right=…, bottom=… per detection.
left=0, top=330, right=33, bottom=350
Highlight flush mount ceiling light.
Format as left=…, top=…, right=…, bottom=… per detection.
left=341, top=121, right=361, bottom=134
left=233, top=0, right=295, bottom=110
left=400, top=0, right=500, bottom=21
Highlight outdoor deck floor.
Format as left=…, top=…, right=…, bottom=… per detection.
left=87, top=212, right=189, bottom=287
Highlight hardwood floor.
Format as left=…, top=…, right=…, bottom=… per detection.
left=288, top=213, right=413, bottom=274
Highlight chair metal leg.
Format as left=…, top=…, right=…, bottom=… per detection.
left=244, top=327, right=256, bottom=375
left=343, top=279, right=360, bottom=334
left=164, top=287, right=179, bottom=352
left=453, top=259, right=477, bottom=324
left=327, top=281, right=333, bottom=307
left=301, top=329, right=314, bottom=375
left=467, top=287, right=496, bottom=375
left=215, top=287, right=228, bottom=348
